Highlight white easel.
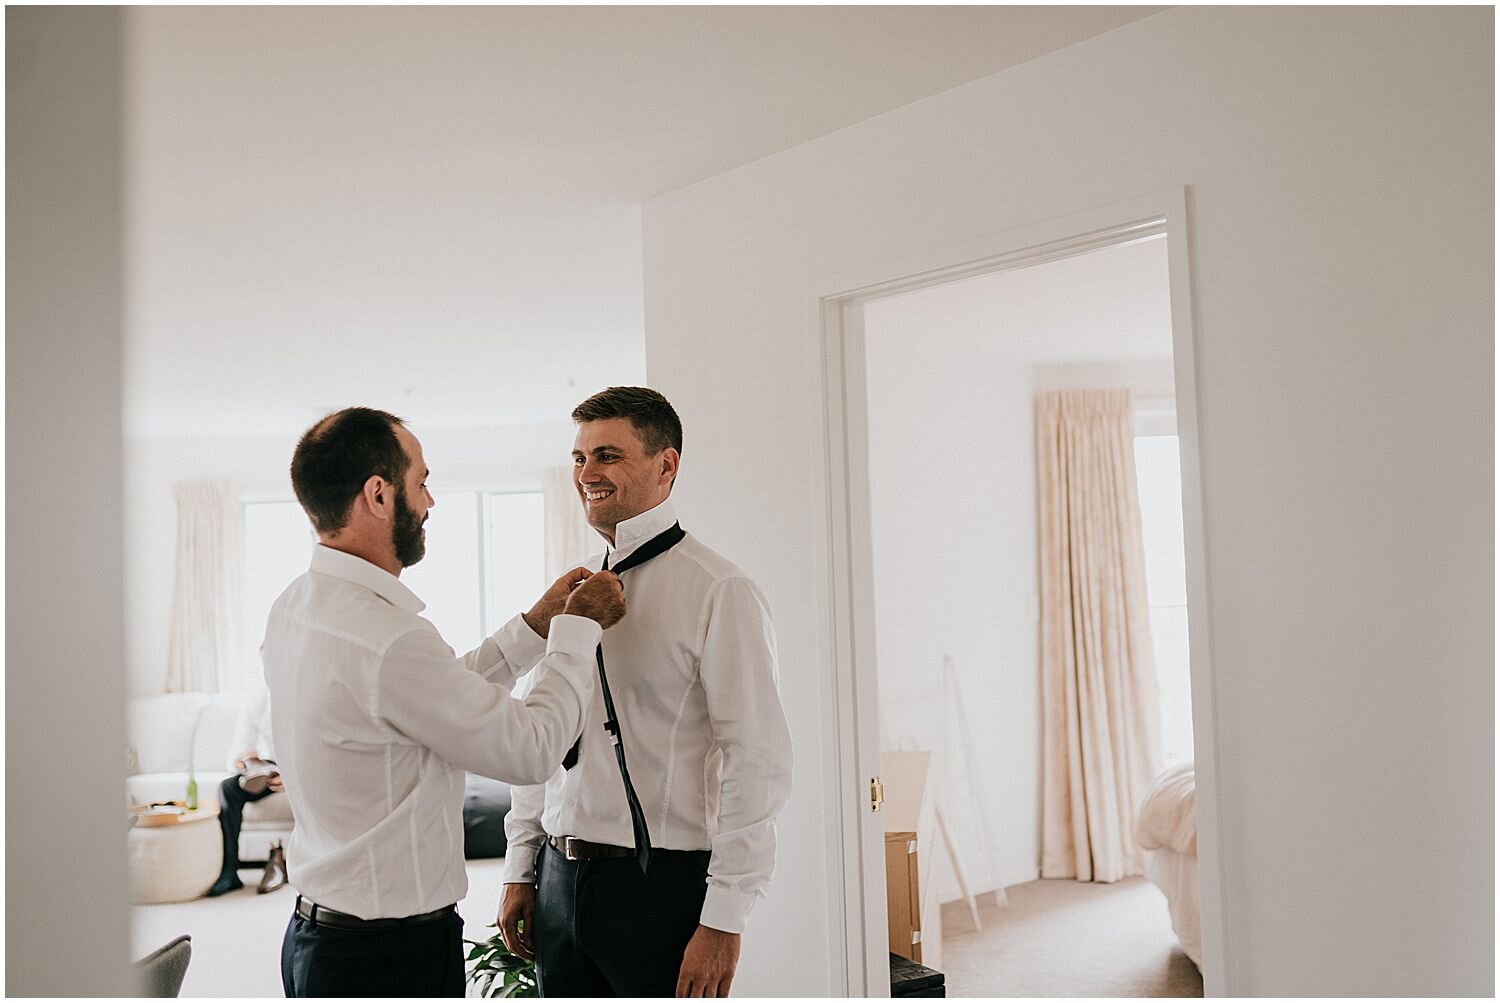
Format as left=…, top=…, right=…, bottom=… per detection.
left=940, top=654, right=1009, bottom=915
left=880, top=655, right=1004, bottom=934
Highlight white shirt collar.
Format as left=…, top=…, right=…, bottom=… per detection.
left=605, top=497, right=678, bottom=564
left=309, top=544, right=426, bottom=614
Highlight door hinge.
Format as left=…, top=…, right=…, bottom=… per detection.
left=870, top=776, right=885, bottom=812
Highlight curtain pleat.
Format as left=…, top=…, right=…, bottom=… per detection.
left=165, top=480, right=242, bottom=693
left=1038, top=390, right=1162, bottom=882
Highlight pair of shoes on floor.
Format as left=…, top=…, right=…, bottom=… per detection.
left=258, top=842, right=288, bottom=894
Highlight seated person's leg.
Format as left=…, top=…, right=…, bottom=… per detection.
left=208, top=775, right=272, bottom=896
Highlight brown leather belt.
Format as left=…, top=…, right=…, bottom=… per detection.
left=549, top=834, right=635, bottom=861
left=295, top=894, right=454, bottom=931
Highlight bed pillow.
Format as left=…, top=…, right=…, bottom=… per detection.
left=1136, top=762, right=1197, bottom=856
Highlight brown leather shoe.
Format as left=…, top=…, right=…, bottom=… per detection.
left=258, top=842, right=288, bottom=894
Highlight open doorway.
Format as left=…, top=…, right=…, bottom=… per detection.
left=814, top=191, right=1224, bottom=997
left=863, top=234, right=1200, bottom=996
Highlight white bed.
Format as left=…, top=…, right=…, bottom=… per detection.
left=1136, top=762, right=1201, bottom=969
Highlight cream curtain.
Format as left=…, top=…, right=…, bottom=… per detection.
left=165, top=480, right=243, bottom=693
left=1037, top=390, right=1163, bottom=883
left=542, top=465, right=597, bottom=578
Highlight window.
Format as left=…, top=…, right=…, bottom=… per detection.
left=1134, top=436, right=1195, bottom=766
left=485, top=492, right=546, bottom=643
left=241, top=500, right=316, bottom=680
left=241, top=490, right=547, bottom=672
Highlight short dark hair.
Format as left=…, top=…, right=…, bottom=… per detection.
left=571, top=386, right=682, bottom=456
left=290, top=407, right=410, bottom=534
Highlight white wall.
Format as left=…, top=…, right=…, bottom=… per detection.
left=642, top=7, right=1492, bottom=996
left=1033, top=360, right=1175, bottom=397
left=6, top=7, right=133, bottom=993
left=864, top=323, right=1036, bottom=901
left=125, top=421, right=578, bottom=696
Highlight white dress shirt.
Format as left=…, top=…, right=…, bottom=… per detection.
left=262, top=545, right=600, bottom=920
left=502, top=499, right=794, bottom=934
left=226, top=684, right=275, bottom=770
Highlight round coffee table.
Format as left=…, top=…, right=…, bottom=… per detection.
left=128, top=801, right=222, bottom=903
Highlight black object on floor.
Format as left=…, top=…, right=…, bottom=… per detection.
left=463, top=773, right=513, bottom=859
left=890, top=952, right=945, bottom=997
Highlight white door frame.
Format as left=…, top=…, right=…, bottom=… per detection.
left=810, top=188, right=1229, bottom=997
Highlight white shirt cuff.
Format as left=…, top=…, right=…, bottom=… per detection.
left=699, top=884, right=758, bottom=935
left=500, top=843, right=540, bottom=884
left=545, top=613, right=602, bottom=656
left=494, top=611, right=547, bottom=672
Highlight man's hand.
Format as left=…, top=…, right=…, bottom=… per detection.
left=523, top=567, right=592, bottom=638
left=233, top=749, right=259, bottom=772
left=675, top=926, right=740, bottom=998
left=497, top=882, right=537, bottom=962
left=268, top=773, right=285, bottom=794
left=562, top=570, right=625, bottom=629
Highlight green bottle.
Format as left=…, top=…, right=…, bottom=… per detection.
left=186, top=775, right=199, bottom=811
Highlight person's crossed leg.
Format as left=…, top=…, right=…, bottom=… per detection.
left=208, top=773, right=282, bottom=896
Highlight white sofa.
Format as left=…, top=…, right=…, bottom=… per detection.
left=128, top=690, right=293, bottom=864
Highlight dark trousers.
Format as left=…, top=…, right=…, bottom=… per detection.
left=280, top=908, right=464, bottom=998
left=534, top=840, right=710, bottom=998
left=217, top=776, right=272, bottom=878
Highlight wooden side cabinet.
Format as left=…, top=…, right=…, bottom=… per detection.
left=882, top=751, right=942, bottom=970
left=885, top=829, right=923, bottom=962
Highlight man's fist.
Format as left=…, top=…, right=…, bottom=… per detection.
left=522, top=567, right=592, bottom=638
left=497, top=882, right=537, bottom=961
left=563, top=570, right=625, bottom=628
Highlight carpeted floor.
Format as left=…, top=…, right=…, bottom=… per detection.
left=136, top=864, right=1201, bottom=998
left=938, top=877, right=1203, bottom=998
left=131, top=858, right=512, bottom=998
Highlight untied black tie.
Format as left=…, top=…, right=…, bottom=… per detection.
left=561, top=521, right=685, bottom=874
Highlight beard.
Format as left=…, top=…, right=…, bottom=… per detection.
left=392, top=484, right=427, bottom=568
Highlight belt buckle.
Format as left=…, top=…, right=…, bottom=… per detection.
left=562, top=835, right=581, bottom=861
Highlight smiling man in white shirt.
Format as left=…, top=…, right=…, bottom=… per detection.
left=263, top=406, right=626, bottom=998
left=498, top=387, right=794, bottom=998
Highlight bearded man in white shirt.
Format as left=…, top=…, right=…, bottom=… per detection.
left=264, top=406, right=626, bottom=998
left=498, top=387, right=794, bottom=998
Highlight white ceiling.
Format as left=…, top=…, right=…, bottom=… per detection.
left=863, top=235, right=1173, bottom=364
left=122, top=6, right=1167, bottom=439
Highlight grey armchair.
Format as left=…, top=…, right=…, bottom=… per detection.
left=134, top=934, right=192, bottom=997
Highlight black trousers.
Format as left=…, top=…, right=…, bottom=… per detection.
left=280, top=908, right=464, bottom=998
left=216, top=776, right=272, bottom=878
left=534, top=840, right=710, bottom=998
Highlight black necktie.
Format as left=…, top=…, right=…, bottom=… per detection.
left=561, top=521, right=685, bottom=873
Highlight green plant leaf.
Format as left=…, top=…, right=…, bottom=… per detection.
left=466, top=928, right=536, bottom=999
